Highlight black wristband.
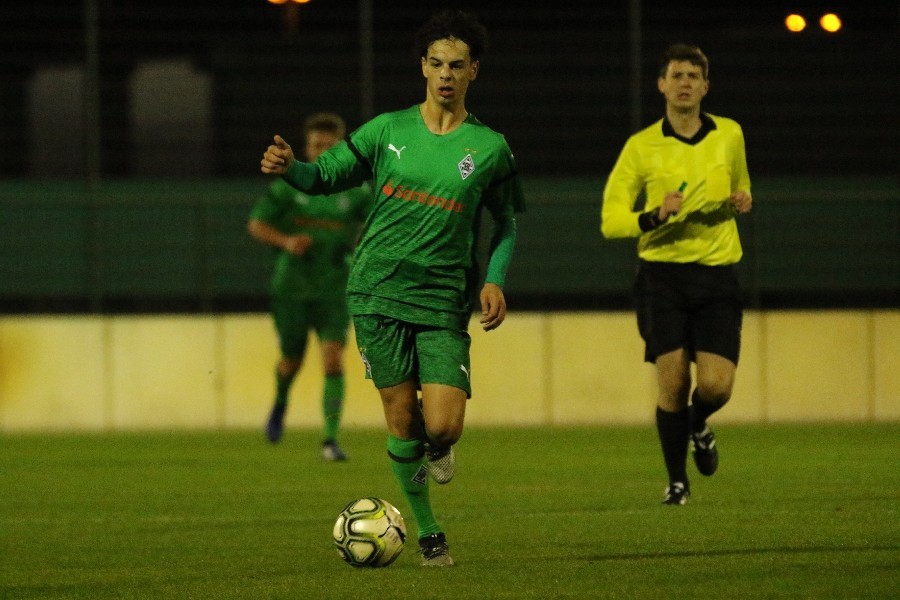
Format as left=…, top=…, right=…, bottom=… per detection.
left=638, top=208, right=665, bottom=232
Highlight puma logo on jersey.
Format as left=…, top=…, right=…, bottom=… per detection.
left=388, top=144, right=406, bottom=159
left=459, top=364, right=470, bottom=382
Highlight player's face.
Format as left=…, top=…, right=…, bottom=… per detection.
left=658, top=60, right=708, bottom=113
left=421, top=38, right=479, bottom=109
left=305, top=130, right=340, bottom=162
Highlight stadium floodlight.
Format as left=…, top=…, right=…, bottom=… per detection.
left=785, top=14, right=807, bottom=32
left=819, top=13, right=842, bottom=32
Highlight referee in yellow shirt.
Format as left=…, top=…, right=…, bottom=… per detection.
left=602, top=43, right=752, bottom=505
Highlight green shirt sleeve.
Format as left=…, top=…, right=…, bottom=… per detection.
left=283, top=140, right=371, bottom=195
left=484, top=214, right=517, bottom=287
left=482, top=149, right=523, bottom=287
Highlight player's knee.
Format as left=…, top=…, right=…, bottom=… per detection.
left=695, top=383, right=731, bottom=408
left=658, top=377, right=691, bottom=409
left=278, top=358, right=303, bottom=377
left=323, top=362, right=343, bottom=377
left=426, top=422, right=463, bottom=448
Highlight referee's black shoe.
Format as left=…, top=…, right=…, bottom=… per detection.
left=691, top=426, right=719, bottom=476
left=662, top=482, right=690, bottom=505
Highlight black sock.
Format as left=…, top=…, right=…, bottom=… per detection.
left=689, top=389, right=726, bottom=432
left=656, top=406, right=690, bottom=487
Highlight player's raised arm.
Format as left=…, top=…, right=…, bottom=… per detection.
left=260, top=135, right=295, bottom=175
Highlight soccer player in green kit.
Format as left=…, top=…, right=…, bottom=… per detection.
left=601, top=44, right=752, bottom=506
left=248, top=112, right=371, bottom=460
left=260, top=10, right=523, bottom=565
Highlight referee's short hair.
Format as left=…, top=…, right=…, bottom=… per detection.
left=659, top=43, right=709, bottom=80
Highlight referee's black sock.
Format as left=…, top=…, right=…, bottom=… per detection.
left=655, top=406, right=690, bottom=487
left=689, top=389, right=726, bottom=432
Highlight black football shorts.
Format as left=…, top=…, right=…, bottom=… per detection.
left=634, top=259, right=743, bottom=364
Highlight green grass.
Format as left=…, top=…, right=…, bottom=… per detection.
left=1, top=424, right=898, bottom=599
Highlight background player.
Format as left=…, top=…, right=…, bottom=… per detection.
left=248, top=112, right=371, bottom=460
left=601, top=43, right=752, bottom=505
left=260, top=10, right=524, bottom=565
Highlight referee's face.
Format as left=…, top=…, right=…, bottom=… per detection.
left=658, top=60, right=709, bottom=113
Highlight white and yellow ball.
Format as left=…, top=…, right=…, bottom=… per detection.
left=332, top=497, right=407, bottom=567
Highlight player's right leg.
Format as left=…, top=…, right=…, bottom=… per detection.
left=654, top=349, right=692, bottom=504
left=353, top=315, right=454, bottom=566
left=266, top=356, right=302, bottom=443
left=266, top=298, right=309, bottom=443
left=635, top=261, right=693, bottom=504
left=380, top=381, right=453, bottom=566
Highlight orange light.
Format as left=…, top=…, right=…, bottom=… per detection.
left=267, top=0, right=289, bottom=4
left=820, top=13, right=842, bottom=32
left=785, top=14, right=806, bottom=32
left=291, top=0, right=312, bottom=3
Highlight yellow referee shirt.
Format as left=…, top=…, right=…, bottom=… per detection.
left=601, top=113, right=751, bottom=266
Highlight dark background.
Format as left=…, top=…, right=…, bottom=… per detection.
left=0, top=0, right=896, bottom=179
left=0, top=1, right=896, bottom=314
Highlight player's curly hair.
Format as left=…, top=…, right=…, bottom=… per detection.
left=659, top=43, right=709, bottom=79
left=414, top=9, right=488, bottom=62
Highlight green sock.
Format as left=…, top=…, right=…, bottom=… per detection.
left=322, top=374, right=344, bottom=441
left=275, top=369, right=295, bottom=407
left=386, top=435, right=440, bottom=538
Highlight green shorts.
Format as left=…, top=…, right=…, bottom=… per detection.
left=352, top=315, right=472, bottom=397
left=272, top=296, right=350, bottom=358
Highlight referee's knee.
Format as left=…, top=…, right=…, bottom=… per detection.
left=694, top=384, right=731, bottom=408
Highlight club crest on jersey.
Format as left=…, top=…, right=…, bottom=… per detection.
left=458, top=154, right=475, bottom=180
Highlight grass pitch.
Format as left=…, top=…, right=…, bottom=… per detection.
left=1, top=424, right=898, bottom=599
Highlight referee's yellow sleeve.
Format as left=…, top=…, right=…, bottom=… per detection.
left=601, top=138, right=644, bottom=239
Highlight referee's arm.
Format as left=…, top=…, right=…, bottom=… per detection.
left=601, top=140, right=645, bottom=239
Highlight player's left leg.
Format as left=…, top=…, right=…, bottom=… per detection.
left=352, top=315, right=454, bottom=566
left=319, top=340, right=347, bottom=461
left=314, top=300, right=351, bottom=460
left=689, top=276, right=742, bottom=476
left=416, top=326, right=471, bottom=485
left=654, top=348, right=693, bottom=504
left=693, top=352, right=736, bottom=424
left=420, top=383, right=466, bottom=484
left=689, top=352, right=736, bottom=476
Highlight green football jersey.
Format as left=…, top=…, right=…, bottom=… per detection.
left=250, top=178, right=371, bottom=300
left=313, top=106, right=524, bottom=329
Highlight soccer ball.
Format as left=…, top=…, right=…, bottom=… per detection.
left=332, top=497, right=407, bottom=567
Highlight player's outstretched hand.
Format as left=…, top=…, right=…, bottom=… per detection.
left=479, top=283, right=507, bottom=331
left=261, top=135, right=295, bottom=175
left=729, top=190, right=752, bottom=214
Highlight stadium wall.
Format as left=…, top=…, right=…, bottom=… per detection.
left=1, top=177, right=897, bottom=313
left=0, top=310, right=897, bottom=431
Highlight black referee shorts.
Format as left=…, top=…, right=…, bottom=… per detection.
left=634, top=259, right=743, bottom=365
